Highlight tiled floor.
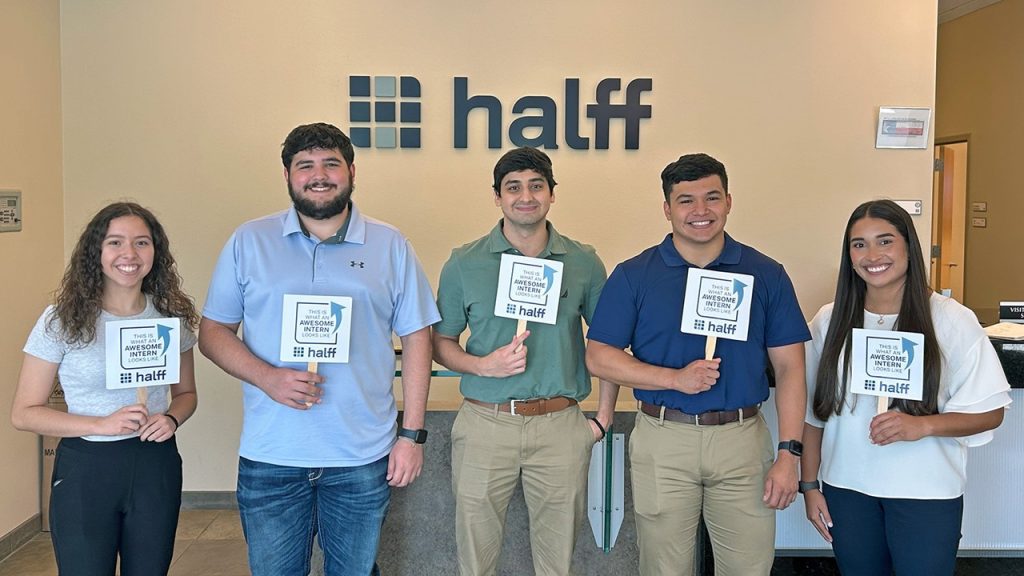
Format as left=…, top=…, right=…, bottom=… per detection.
left=0, top=509, right=249, bottom=576
left=3, top=510, right=1024, bottom=575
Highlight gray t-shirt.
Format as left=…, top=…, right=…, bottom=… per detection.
left=24, top=296, right=197, bottom=441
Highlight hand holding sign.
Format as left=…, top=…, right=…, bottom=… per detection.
left=494, top=253, right=563, bottom=357
left=868, top=410, right=930, bottom=445
left=94, top=404, right=150, bottom=436
left=258, top=364, right=324, bottom=410
left=478, top=331, right=529, bottom=378
left=671, top=357, right=722, bottom=394
left=851, top=328, right=924, bottom=426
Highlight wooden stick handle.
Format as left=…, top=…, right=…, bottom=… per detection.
left=136, top=386, right=148, bottom=405
left=305, top=362, right=318, bottom=407
left=877, top=395, right=888, bottom=415
left=704, top=335, right=717, bottom=361
left=514, top=318, right=527, bottom=353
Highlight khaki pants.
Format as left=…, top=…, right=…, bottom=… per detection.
left=451, top=400, right=595, bottom=576
left=630, top=410, right=776, bottom=576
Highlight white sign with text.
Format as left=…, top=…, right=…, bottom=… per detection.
left=680, top=268, right=754, bottom=341
left=850, top=328, right=924, bottom=401
left=493, top=253, right=563, bottom=326
left=104, top=317, right=181, bottom=390
left=279, top=294, right=353, bottom=363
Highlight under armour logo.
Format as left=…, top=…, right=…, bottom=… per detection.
left=350, top=261, right=365, bottom=268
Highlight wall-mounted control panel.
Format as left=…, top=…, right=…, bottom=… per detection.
left=0, top=190, right=22, bottom=232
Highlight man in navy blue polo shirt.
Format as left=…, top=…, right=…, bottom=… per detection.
left=586, top=153, right=809, bottom=576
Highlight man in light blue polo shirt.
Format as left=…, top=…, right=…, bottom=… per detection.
left=199, top=123, right=439, bottom=576
left=586, top=153, right=809, bottom=576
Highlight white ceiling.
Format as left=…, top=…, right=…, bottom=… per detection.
left=938, top=0, right=1003, bottom=23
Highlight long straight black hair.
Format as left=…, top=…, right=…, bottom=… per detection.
left=813, top=200, right=941, bottom=420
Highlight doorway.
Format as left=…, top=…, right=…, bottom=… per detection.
left=930, top=140, right=968, bottom=302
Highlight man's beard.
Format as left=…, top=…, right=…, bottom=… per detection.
left=289, top=178, right=354, bottom=220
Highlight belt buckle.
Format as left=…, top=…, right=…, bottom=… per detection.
left=693, top=411, right=701, bottom=426
left=510, top=399, right=521, bottom=415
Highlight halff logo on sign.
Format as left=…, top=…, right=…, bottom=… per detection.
left=681, top=269, right=755, bottom=343
left=494, top=254, right=564, bottom=326
left=104, top=318, right=182, bottom=390
left=280, top=295, right=353, bottom=364
left=851, top=329, right=924, bottom=402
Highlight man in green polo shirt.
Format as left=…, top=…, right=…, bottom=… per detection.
left=433, top=147, right=615, bottom=575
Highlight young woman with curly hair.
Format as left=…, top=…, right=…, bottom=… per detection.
left=12, top=202, right=199, bottom=575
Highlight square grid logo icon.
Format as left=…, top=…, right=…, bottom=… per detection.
left=349, top=76, right=421, bottom=149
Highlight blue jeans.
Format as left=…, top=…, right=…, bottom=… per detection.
left=824, top=483, right=963, bottom=576
left=237, top=455, right=390, bottom=576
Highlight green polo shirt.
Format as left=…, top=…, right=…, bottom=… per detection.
left=436, top=220, right=606, bottom=403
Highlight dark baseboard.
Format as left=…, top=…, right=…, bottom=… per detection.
left=0, top=514, right=41, bottom=563
left=181, top=491, right=238, bottom=510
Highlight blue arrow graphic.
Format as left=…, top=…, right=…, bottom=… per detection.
left=542, top=265, right=557, bottom=295
left=732, top=278, right=749, bottom=311
left=156, top=324, right=172, bottom=357
left=331, top=302, right=346, bottom=335
left=901, top=337, right=918, bottom=371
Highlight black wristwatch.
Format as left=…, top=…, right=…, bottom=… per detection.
left=397, top=427, right=428, bottom=444
left=778, top=440, right=803, bottom=457
left=798, top=480, right=821, bottom=494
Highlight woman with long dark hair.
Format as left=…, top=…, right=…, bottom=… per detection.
left=801, top=199, right=1010, bottom=575
left=12, top=202, right=198, bottom=575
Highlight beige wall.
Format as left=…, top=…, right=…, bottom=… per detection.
left=0, top=0, right=63, bottom=539
left=936, top=0, right=1024, bottom=323
left=49, top=0, right=938, bottom=494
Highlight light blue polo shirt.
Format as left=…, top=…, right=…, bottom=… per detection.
left=203, top=203, right=440, bottom=467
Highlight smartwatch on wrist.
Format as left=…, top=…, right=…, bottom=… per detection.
left=798, top=480, right=821, bottom=494
left=778, top=440, right=803, bottom=457
left=397, top=427, right=428, bottom=444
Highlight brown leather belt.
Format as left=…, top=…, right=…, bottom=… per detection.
left=639, top=401, right=758, bottom=426
left=466, top=396, right=578, bottom=417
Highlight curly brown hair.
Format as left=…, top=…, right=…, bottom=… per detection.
left=50, top=202, right=199, bottom=345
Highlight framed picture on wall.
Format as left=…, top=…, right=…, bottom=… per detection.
left=875, top=107, right=931, bottom=149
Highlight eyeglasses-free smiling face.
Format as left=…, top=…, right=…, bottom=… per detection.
left=286, top=147, right=354, bottom=220
left=494, top=169, right=555, bottom=229
left=848, top=216, right=910, bottom=299
left=663, top=175, right=731, bottom=248
left=101, top=215, right=154, bottom=294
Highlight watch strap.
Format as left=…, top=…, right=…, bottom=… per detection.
left=778, top=439, right=803, bottom=457
left=398, top=427, right=427, bottom=444
left=798, top=480, right=821, bottom=494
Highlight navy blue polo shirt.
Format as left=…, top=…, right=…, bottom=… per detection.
left=587, top=233, right=810, bottom=413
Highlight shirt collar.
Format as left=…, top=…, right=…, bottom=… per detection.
left=282, top=202, right=365, bottom=245
left=657, top=232, right=742, bottom=268
left=484, top=219, right=568, bottom=257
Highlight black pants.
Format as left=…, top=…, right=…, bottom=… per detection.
left=50, top=436, right=182, bottom=576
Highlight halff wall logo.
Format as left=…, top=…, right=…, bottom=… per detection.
left=348, top=75, right=653, bottom=150
left=349, top=75, right=422, bottom=149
